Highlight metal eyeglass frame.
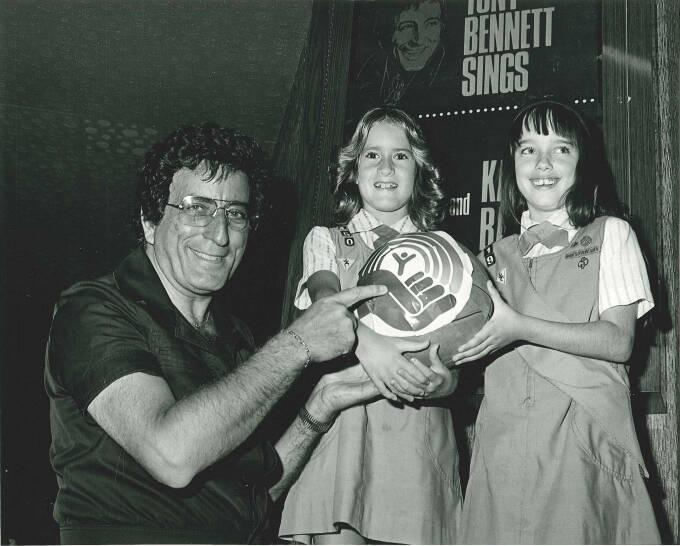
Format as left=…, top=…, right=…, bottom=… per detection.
left=165, top=195, right=259, bottom=231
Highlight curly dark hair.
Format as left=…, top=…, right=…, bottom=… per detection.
left=133, top=122, right=269, bottom=247
left=333, top=106, right=446, bottom=230
left=499, top=100, right=625, bottom=236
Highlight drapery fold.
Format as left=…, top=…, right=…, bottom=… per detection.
left=270, top=0, right=354, bottom=328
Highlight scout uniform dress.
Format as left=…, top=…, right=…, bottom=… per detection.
left=279, top=209, right=462, bottom=544
left=460, top=210, right=660, bottom=544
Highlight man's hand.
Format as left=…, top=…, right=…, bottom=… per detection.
left=288, top=284, right=387, bottom=364
left=451, top=281, right=523, bottom=365
left=305, top=364, right=381, bottom=423
left=271, top=363, right=380, bottom=501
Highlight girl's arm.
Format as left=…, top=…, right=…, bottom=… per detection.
left=307, top=270, right=341, bottom=301
left=455, top=219, right=651, bottom=365
left=452, top=280, right=637, bottom=365
left=307, top=271, right=444, bottom=402
left=401, top=345, right=458, bottom=400
left=354, top=325, right=439, bottom=402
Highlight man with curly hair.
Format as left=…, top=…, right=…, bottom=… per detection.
left=44, top=123, right=385, bottom=544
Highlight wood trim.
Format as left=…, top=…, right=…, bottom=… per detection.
left=603, top=0, right=679, bottom=541
left=652, top=0, right=679, bottom=540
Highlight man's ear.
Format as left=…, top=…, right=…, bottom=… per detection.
left=141, top=208, right=156, bottom=245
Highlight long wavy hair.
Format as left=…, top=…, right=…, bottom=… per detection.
left=333, top=106, right=446, bottom=230
left=133, top=122, right=269, bottom=247
left=499, top=100, right=625, bottom=236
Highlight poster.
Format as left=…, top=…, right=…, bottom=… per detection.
left=345, top=0, right=601, bottom=252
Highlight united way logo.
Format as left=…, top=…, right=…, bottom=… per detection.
left=356, top=231, right=473, bottom=336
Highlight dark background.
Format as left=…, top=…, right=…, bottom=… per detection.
left=1, top=2, right=312, bottom=542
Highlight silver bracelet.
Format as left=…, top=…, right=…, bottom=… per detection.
left=298, top=405, right=334, bottom=434
left=285, top=328, right=312, bottom=368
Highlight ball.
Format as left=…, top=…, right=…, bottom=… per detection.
left=356, top=231, right=493, bottom=368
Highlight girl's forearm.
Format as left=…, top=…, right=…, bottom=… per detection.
left=517, top=304, right=637, bottom=363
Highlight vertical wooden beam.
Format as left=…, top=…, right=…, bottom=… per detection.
left=602, top=0, right=629, bottom=202
left=603, top=0, right=679, bottom=541
left=649, top=0, right=679, bottom=540
left=626, top=1, right=661, bottom=398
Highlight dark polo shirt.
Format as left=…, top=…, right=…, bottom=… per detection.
left=45, top=248, right=281, bottom=544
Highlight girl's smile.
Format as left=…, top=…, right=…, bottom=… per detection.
left=529, top=177, right=559, bottom=187
left=514, top=127, right=579, bottom=221
left=373, top=181, right=399, bottom=190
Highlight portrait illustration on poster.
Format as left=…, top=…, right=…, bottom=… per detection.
left=345, top=0, right=601, bottom=252
left=345, top=0, right=456, bottom=132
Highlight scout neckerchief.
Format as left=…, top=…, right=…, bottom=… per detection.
left=518, top=221, right=570, bottom=255
left=372, top=224, right=400, bottom=249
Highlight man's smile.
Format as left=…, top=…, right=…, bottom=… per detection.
left=401, top=44, right=428, bottom=57
left=189, top=248, right=227, bottom=263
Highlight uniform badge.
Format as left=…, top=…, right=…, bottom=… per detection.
left=339, top=226, right=354, bottom=247
left=341, top=257, right=354, bottom=269
left=496, top=267, right=507, bottom=285
left=578, top=257, right=589, bottom=269
left=580, top=235, right=592, bottom=247
left=483, top=245, right=496, bottom=266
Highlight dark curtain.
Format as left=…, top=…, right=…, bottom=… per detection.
left=271, top=0, right=355, bottom=328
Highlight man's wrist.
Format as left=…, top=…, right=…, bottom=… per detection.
left=277, top=328, right=312, bottom=370
left=284, top=328, right=312, bottom=368
left=298, top=405, right=335, bottom=434
left=305, top=382, right=337, bottom=423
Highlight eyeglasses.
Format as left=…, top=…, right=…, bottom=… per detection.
left=166, top=196, right=258, bottom=231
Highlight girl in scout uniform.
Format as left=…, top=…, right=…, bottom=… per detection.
left=279, top=107, right=462, bottom=544
left=454, top=100, right=660, bottom=543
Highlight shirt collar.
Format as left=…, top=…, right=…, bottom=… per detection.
left=347, top=208, right=417, bottom=234
left=520, top=208, right=575, bottom=234
left=114, top=247, right=178, bottom=326
left=113, top=248, right=236, bottom=347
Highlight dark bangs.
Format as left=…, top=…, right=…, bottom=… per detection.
left=509, top=101, right=586, bottom=156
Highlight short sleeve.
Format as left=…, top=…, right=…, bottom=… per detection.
left=599, top=217, right=654, bottom=318
left=294, top=226, right=338, bottom=310
left=45, top=283, right=162, bottom=412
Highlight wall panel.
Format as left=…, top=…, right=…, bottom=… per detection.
left=602, top=0, right=679, bottom=541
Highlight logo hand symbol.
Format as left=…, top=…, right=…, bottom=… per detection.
left=358, top=269, right=456, bottom=332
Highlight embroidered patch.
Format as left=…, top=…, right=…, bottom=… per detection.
left=580, top=235, right=593, bottom=247
left=577, top=256, right=589, bottom=269
left=341, top=257, right=354, bottom=269
left=483, top=245, right=496, bottom=266
left=565, top=245, right=600, bottom=260
left=496, top=267, right=507, bottom=285
left=339, top=226, right=354, bottom=247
